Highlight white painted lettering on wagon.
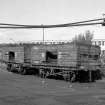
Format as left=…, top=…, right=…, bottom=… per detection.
left=42, top=53, right=45, bottom=58
left=33, top=46, right=39, bottom=50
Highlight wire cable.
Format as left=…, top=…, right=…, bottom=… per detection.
left=0, top=18, right=104, bottom=29
left=0, top=22, right=102, bottom=29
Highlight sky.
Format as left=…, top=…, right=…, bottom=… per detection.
left=0, top=0, right=105, bottom=43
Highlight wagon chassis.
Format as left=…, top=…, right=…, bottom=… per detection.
left=0, top=59, right=77, bottom=82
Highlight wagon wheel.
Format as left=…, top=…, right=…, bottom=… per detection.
left=63, top=72, right=70, bottom=81
left=7, top=63, right=14, bottom=72
left=20, top=67, right=27, bottom=75
left=39, top=69, right=47, bottom=78
left=7, top=63, right=12, bottom=72
left=17, top=64, right=23, bottom=73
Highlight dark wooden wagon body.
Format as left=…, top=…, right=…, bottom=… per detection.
left=0, top=42, right=101, bottom=82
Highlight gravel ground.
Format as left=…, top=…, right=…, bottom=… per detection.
left=0, top=66, right=105, bottom=105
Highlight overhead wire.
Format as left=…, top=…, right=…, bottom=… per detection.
left=0, top=22, right=103, bottom=29
left=0, top=18, right=104, bottom=29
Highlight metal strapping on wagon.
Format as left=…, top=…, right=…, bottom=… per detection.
left=0, top=59, right=77, bottom=71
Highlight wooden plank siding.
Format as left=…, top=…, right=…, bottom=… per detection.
left=57, top=44, right=77, bottom=67
left=0, top=45, right=24, bottom=63
left=77, top=44, right=101, bottom=70
left=0, top=43, right=101, bottom=71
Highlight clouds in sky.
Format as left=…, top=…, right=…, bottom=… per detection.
left=0, top=0, right=105, bottom=43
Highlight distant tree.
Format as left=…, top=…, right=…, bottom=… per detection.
left=72, top=30, right=93, bottom=45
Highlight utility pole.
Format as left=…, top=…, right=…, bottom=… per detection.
left=41, top=24, right=45, bottom=43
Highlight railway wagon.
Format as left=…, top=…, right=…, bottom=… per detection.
left=0, top=42, right=101, bottom=82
